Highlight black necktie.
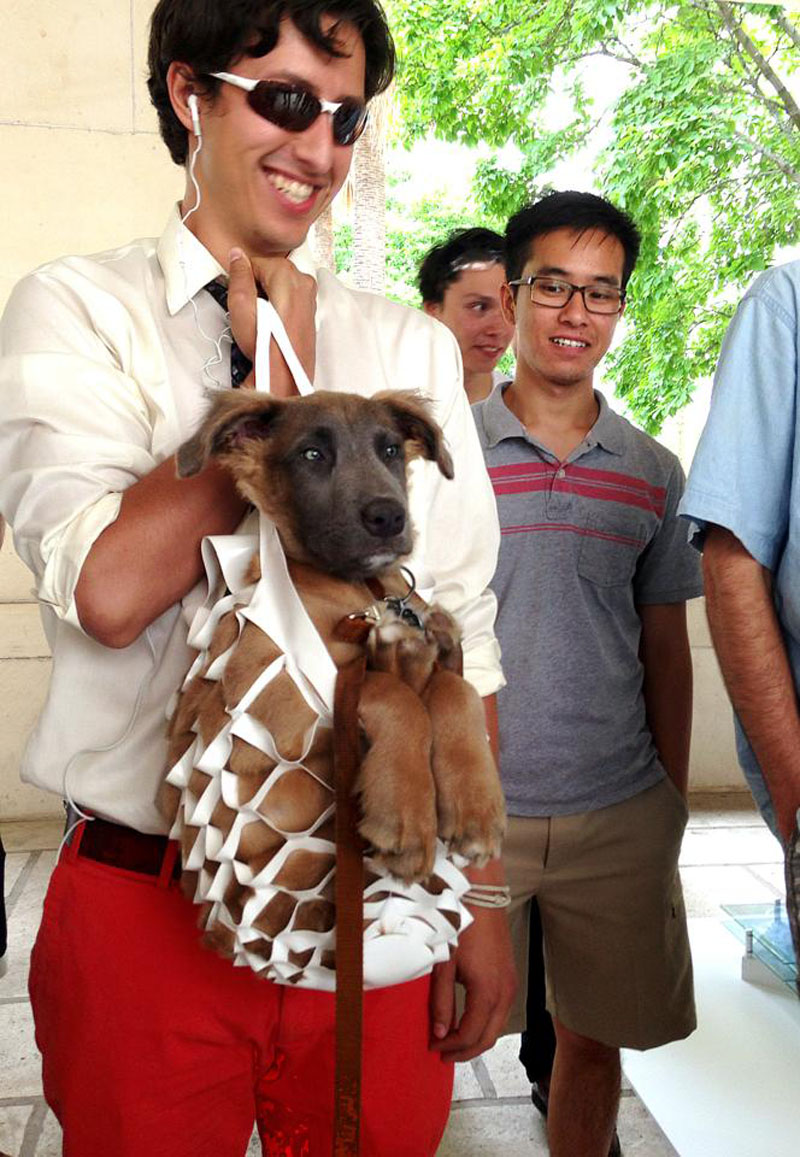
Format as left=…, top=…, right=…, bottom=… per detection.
left=204, top=280, right=253, bottom=388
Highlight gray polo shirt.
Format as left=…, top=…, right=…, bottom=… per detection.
left=473, top=386, right=703, bottom=816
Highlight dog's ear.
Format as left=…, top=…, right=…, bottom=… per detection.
left=177, top=391, right=284, bottom=477
left=376, top=391, right=455, bottom=480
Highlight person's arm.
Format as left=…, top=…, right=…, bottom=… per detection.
left=74, top=458, right=247, bottom=647
left=429, top=856, right=517, bottom=1062
left=638, top=602, right=693, bottom=797
left=75, top=251, right=318, bottom=647
left=703, top=525, right=800, bottom=843
left=428, top=692, right=516, bottom=1062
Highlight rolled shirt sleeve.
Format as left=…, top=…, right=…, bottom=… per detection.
left=406, top=328, right=504, bottom=697
left=679, top=269, right=799, bottom=570
left=635, top=458, right=703, bottom=604
left=0, top=269, right=159, bottom=630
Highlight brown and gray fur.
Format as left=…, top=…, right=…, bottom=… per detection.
left=162, top=389, right=505, bottom=961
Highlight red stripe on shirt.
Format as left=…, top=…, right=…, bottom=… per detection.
left=501, top=522, right=645, bottom=548
left=567, top=462, right=666, bottom=502
left=489, top=462, right=665, bottom=516
left=488, top=461, right=556, bottom=480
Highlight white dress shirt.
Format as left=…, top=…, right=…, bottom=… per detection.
left=0, top=208, right=503, bottom=834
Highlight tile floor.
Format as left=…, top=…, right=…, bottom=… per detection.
left=0, top=792, right=788, bottom=1156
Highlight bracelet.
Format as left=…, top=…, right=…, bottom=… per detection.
left=463, top=883, right=511, bottom=909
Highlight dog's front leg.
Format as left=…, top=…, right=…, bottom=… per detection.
left=421, top=671, right=506, bottom=866
left=356, top=670, right=437, bottom=884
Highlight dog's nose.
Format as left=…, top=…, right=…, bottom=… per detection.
left=361, top=498, right=406, bottom=539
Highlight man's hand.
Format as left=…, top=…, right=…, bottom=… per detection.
left=227, top=248, right=317, bottom=395
left=430, top=886, right=516, bottom=1063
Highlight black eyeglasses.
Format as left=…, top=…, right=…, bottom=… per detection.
left=507, top=276, right=626, bottom=315
left=210, top=72, right=368, bottom=146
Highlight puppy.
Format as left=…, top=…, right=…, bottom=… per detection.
left=162, top=389, right=505, bottom=968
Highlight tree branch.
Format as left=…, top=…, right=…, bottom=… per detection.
left=717, top=66, right=798, bottom=150
left=601, top=37, right=645, bottom=70
left=730, top=127, right=800, bottom=186
left=716, top=1, right=800, bottom=131
left=772, top=11, right=800, bottom=55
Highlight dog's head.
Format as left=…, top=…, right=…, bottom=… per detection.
left=177, top=389, right=454, bottom=580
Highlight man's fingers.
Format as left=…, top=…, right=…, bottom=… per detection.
left=431, top=989, right=503, bottom=1063
left=434, top=973, right=513, bottom=1063
left=429, top=957, right=456, bottom=1041
left=226, top=248, right=257, bottom=361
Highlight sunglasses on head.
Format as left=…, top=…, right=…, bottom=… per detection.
left=210, top=72, right=368, bottom=146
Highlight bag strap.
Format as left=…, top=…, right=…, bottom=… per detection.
left=332, top=615, right=372, bottom=1156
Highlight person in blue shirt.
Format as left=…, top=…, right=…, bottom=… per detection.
left=679, top=259, right=800, bottom=972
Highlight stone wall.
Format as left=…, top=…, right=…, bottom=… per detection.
left=0, top=0, right=179, bottom=820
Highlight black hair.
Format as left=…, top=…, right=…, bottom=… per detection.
left=505, top=191, right=641, bottom=290
left=148, top=0, right=396, bottom=165
left=417, top=227, right=507, bottom=306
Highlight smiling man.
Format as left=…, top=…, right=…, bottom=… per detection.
left=0, top=2, right=514, bottom=1153
left=471, top=192, right=703, bottom=1157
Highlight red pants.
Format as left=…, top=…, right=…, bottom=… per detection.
left=29, top=835, right=454, bottom=1156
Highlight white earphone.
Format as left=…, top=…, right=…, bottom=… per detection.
left=188, top=93, right=201, bottom=138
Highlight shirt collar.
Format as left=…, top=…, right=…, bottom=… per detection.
left=586, top=391, right=626, bottom=456
left=479, top=381, right=527, bottom=448
left=479, top=384, right=626, bottom=456
left=158, top=205, right=319, bottom=316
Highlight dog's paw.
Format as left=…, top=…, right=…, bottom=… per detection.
left=367, top=608, right=437, bottom=695
left=423, top=605, right=463, bottom=673
left=357, top=753, right=437, bottom=884
left=437, top=776, right=506, bottom=868
left=360, top=812, right=437, bottom=885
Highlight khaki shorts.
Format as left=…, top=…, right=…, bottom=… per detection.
left=503, top=778, right=696, bottom=1050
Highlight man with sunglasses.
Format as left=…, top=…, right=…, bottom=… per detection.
left=471, top=191, right=702, bottom=1157
left=0, top=1, right=514, bottom=1152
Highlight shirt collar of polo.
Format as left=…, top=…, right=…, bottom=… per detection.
left=481, top=383, right=626, bottom=457
left=584, top=391, right=626, bottom=457
left=481, top=381, right=527, bottom=447
left=158, top=205, right=319, bottom=316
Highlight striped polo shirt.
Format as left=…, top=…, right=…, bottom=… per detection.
left=472, top=385, right=703, bottom=816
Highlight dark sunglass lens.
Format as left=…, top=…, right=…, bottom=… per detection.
left=332, top=101, right=367, bottom=145
left=250, top=83, right=319, bottom=131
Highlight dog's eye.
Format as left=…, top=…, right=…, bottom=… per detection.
left=383, top=444, right=401, bottom=459
left=300, top=447, right=323, bottom=461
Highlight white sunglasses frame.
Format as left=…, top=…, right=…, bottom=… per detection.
left=210, top=71, right=368, bottom=143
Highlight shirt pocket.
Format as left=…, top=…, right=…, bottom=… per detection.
left=577, top=509, right=646, bottom=587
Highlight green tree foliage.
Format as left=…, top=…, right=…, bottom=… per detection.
left=335, top=167, right=506, bottom=306
left=388, top=0, right=800, bottom=429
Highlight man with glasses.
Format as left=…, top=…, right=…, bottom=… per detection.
left=0, top=1, right=513, bottom=1152
left=471, top=191, right=702, bottom=1157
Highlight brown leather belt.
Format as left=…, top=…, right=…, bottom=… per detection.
left=73, top=815, right=181, bottom=882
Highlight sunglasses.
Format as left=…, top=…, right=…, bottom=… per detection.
left=210, top=72, right=368, bottom=146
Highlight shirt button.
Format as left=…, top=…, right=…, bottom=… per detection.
left=556, top=468, right=566, bottom=478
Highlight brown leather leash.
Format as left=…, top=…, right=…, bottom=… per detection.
left=331, top=615, right=372, bottom=1157
left=331, top=575, right=426, bottom=1154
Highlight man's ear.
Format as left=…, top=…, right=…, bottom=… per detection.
left=500, top=282, right=516, bottom=327
left=376, top=391, right=454, bottom=480
left=422, top=301, right=441, bottom=319
left=177, top=391, right=284, bottom=477
left=166, top=62, right=202, bottom=138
